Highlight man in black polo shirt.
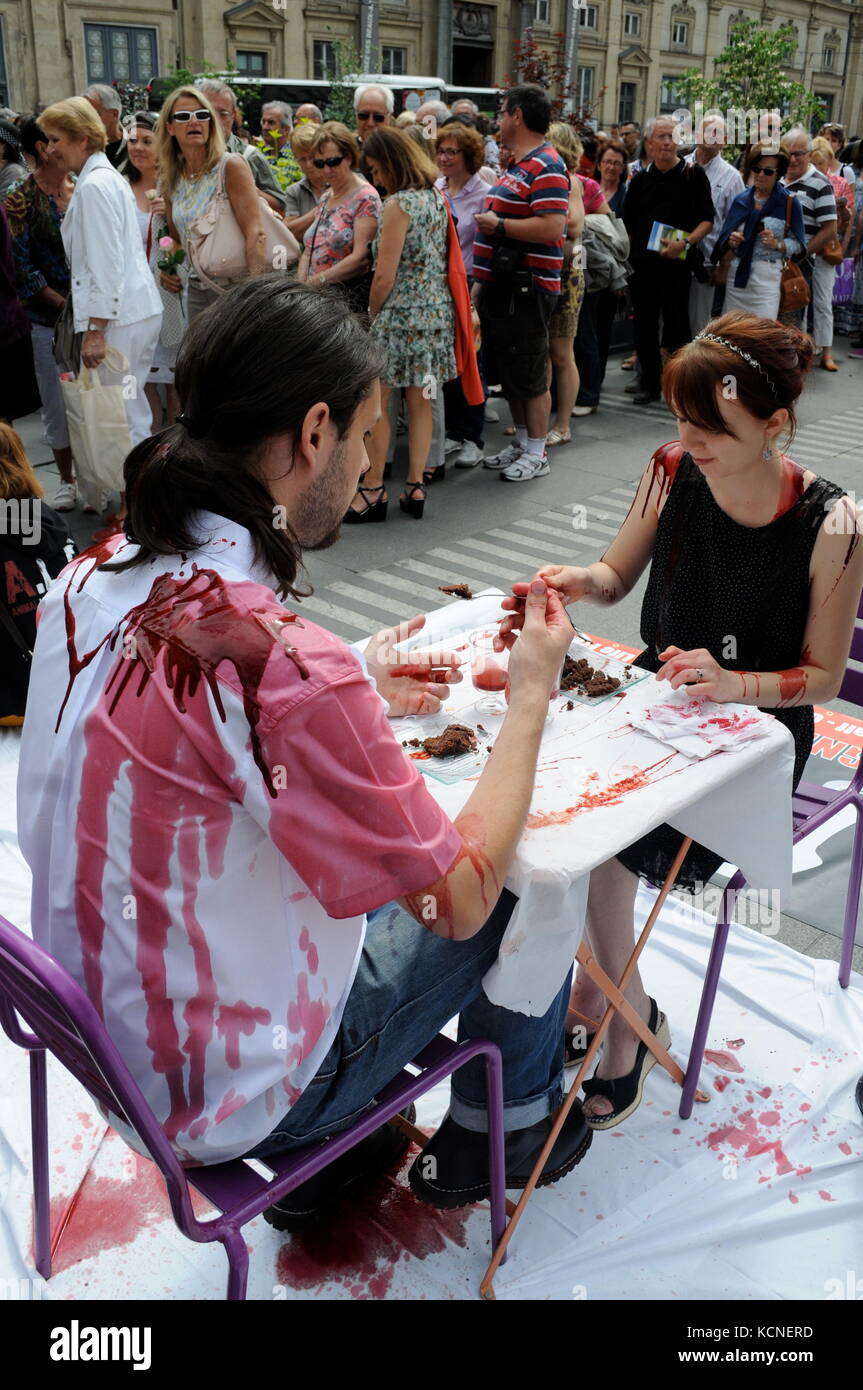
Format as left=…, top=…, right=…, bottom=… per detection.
left=622, top=116, right=714, bottom=403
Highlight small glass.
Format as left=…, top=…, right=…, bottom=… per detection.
left=470, top=629, right=510, bottom=714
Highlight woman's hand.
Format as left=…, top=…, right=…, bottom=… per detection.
left=159, top=269, right=182, bottom=294
left=729, top=230, right=745, bottom=249
left=656, top=646, right=743, bottom=702
left=150, top=195, right=167, bottom=218
left=498, top=567, right=592, bottom=644
left=364, top=615, right=463, bottom=717
left=81, top=329, right=106, bottom=369
left=759, top=227, right=778, bottom=250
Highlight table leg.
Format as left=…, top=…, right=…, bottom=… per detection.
left=478, top=834, right=693, bottom=1301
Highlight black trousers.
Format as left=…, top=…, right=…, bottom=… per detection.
left=630, top=260, right=693, bottom=394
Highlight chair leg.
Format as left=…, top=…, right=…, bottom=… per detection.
left=679, top=873, right=745, bottom=1120
left=223, top=1228, right=249, bottom=1300
left=484, top=1048, right=507, bottom=1263
left=29, top=1050, right=51, bottom=1281
left=839, top=809, right=863, bottom=989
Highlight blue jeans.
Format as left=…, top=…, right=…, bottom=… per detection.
left=245, top=891, right=570, bottom=1159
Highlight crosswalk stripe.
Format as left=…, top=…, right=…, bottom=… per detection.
left=397, top=557, right=501, bottom=588
left=425, top=547, right=521, bottom=585
left=486, top=524, right=576, bottom=553
left=539, top=510, right=622, bottom=539
left=511, top=517, right=585, bottom=544
left=462, top=534, right=553, bottom=568
left=358, top=568, right=449, bottom=606
left=327, top=581, right=417, bottom=619
left=297, top=594, right=378, bottom=635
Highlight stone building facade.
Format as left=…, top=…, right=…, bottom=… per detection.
left=1, top=0, right=861, bottom=136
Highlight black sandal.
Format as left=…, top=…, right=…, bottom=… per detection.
left=343, top=484, right=388, bottom=524
left=399, top=481, right=426, bottom=519
left=564, top=1027, right=597, bottom=1068
left=423, top=463, right=446, bottom=485
left=581, top=998, right=670, bottom=1130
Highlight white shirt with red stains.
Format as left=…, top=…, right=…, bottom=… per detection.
left=17, top=514, right=461, bottom=1164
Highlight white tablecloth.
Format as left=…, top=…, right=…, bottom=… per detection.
left=387, top=596, right=796, bottom=1016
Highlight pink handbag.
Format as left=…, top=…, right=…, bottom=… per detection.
left=189, top=155, right=299, bottom=291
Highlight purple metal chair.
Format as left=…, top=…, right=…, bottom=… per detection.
left=679, top=591, right=863, bottom=1119
left=0, top=912, right=507, bottom=1299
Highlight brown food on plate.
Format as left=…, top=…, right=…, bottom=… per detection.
left=584, top=673, right=621, bottom=697
left=438, top=583, right=474, bottom=600
left=422, top=723, right=478, bottom=758
left=559, top=654, right=620, bottom=698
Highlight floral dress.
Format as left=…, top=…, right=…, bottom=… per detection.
left=370, top=187, right=456, bottom=389
left=303, top=180, right=381, bottom=275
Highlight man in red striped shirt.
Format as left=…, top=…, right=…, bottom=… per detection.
left=471, top=85, right=569, bottom=482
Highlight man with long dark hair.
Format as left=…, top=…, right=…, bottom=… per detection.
left=18, top=280, right=591, bottom=1230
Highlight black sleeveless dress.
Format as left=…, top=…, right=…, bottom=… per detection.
left=616, top=448, right=844, bottom=891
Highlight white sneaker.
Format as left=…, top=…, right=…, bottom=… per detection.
left=444, top=436, right=463, bottom=455
left=82, top=491, right=110, bottom=515
left=455, top=441, right=484, bottom=468
left=52, top=480, right=77, bottom=511
left=483, top=442, right=522, bottom=471
left=571, top=405, right=597, bottom=417
left=501, top=451, right=549, bottom=481
left=484, top=405, right=500, bottom=423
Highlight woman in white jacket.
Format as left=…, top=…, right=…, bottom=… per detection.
left=40, top=98, right=162, bottom=461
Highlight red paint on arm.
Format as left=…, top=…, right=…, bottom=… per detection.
left=776, top=667, right=808, bottom=707
left=771, top=458, right=807, bottom=522
left=402, top=811, right=499, bottom=939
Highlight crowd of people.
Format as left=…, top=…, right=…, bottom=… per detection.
left=2, top=79, right=863, bottom=1234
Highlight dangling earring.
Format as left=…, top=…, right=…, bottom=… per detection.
left=762, top=438, right=774, bottom=461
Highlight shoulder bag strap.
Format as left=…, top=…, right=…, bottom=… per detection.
left=0, top=595, right=32, bottom=663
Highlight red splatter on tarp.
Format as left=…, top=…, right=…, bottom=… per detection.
left=726, top=1039, right=745, bottom=1050
left=838, top=1141, right=852, bottom=1156
left=704, top=1049, right=745, bottom=1074
left=707, top=1110, right=794, bottom=1177
left=274, top=1154, right=471, bottom=1299
left=818, top=1190, right=836, bottom=1202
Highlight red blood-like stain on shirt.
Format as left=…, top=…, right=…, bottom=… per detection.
left=526, top=753, right=679, bottom=830
left=286, top=972, right=330, bottom=1064
left=770, top=459, right=808, bottom=521
left=217, top=1001, right=272, bottom=1069
left=639, top=442, right=684, bottom=519
left=704, top=1049, right=745, bottom=1074
left=215, top=1087, right=246, bottom=1124
left=299, top=926, right=319, bottom=975
left=776, top=667, right=807, bottom=707
left=274, top=1153, right=470, bottom=1299
left=707, top=1110, right=793, bottom=1176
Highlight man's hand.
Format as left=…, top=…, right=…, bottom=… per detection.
left=365, top=615, right=463, bottom=716
left=659, top=236, right=687, bottom=259
left=506, top=581, right=573, bottom=703
left=160, top=269, right=183, bottom=294
left=656, top=646, right=742, bottom=702
left=499, top=566, right=592, bottom=642
left=81, top=329, right=107, bottom=369
left=475, top=210, right=499, bottom=235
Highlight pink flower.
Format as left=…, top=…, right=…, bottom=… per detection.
left=158, top=235, right=174, bottom=250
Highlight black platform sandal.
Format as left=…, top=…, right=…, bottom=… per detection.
left=399, top=481, right=426, bottom=519
left=581, top=997, right=670, bottom=1130
left=343, top=484, right=388, bottom=524
left=423, top=463, right=446, bottom=485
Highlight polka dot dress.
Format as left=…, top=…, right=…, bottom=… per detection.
left=617, top=444, right=844, bottom=891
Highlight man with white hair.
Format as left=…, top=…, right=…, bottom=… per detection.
left=684, top=115, right=744, bottom=332
left=353, top=84, right=393, bottom=145
left=83, top=83, right=125, bottom=168
left=197, top=79, right=286, bottom=212
left=258, top=100, right=301, bottom=190
left=781, top=127, right=839, bottom=368
left=295, top=103, right=323, bottom=125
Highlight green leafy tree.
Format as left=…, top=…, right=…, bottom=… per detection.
left=502, top=27, right=606, bottom=131
left=324, top=39, right=367, bottom=126
left=675, top=20, right=826, bottom=149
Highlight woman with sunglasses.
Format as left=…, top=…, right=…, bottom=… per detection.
left=296, top=122, right=381, bottom=314
left=156, top=86, right=265, bottom=323
left=712, top=144, right=806, bottom=321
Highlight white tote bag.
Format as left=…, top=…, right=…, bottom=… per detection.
left=60, top=346, right=134, bottom=495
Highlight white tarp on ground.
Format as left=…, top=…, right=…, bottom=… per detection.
left=1, top=727, right=861, bottom=1301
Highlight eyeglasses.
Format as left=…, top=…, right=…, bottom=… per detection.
left=437, top=148, right=459, bottom=158
left=357, top=110, right=387, bottom=123
left=171, top=110, right=211, bottom=123
left=312, top=155, right=346, bottom=169
left=753, top=166, right=778, bottom=175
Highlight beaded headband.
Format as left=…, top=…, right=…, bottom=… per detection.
left=694, top=331, right=778, bottom=397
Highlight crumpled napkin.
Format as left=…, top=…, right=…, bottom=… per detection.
left=629, top=688, right=773, bottom=758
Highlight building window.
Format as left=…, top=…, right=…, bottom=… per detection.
left=381, top=46, right=407, bottom=76
left=575, top=66, right=594, bottom=107
left=534, top=0, right=550, bottom=23
left=619, top=81, right=636, bottom=124
left=659, top=75, right=685, bottom=112
left=0, top=16, right=8, bottom=107
left=83, top=23, right=158, bottom=84
left=579, top=6, right=598, bottom=31
left=624, top=12, right=641, bottom=38
left=235, top=51, right=267, bottom=78
left=822, top=47, right=836, bottom=70
left=671, top=21, right=689, bottom=48
left=814, top=92, right=834, bottom=124
left=313, top=40, right=337, bottom=81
